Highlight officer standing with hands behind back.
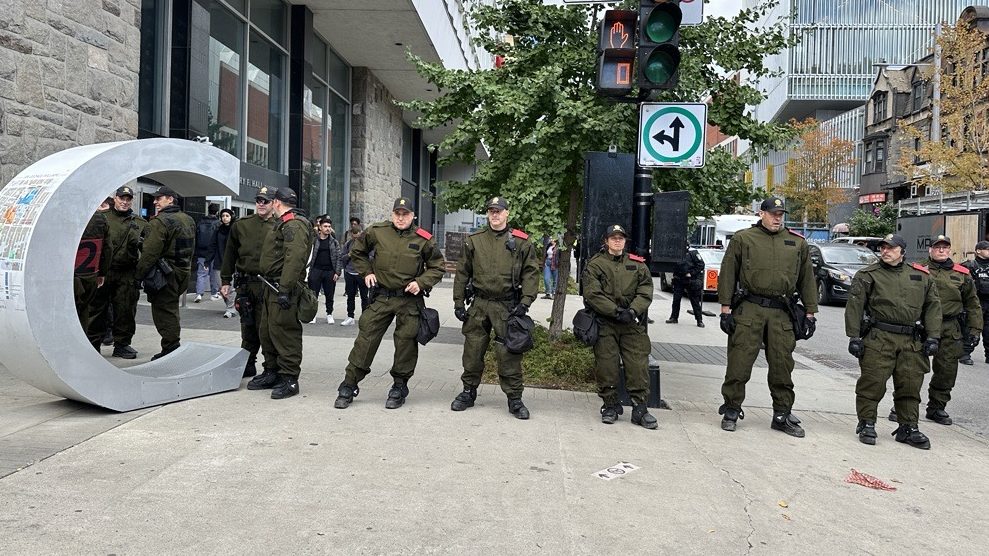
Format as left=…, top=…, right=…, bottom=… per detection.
left=716, top=197, right=818, bottom=437
left=452, top=196, right=539, bottom=420
left=334, top=198, right=444, bottom=410
left=845, top=234, right=941, bottom=449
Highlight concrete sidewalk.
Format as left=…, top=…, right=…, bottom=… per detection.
left=1, top=287, right=988, bottom=553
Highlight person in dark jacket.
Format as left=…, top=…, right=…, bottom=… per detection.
left=308, top=217, right=342, bottom=324
left=667, top=242, right=706, bottom=327
left=214, top=208, right=237, bottom=318
left=339, top=227, right=368, bottom=326
left=194, top=203, right=220, bottom=302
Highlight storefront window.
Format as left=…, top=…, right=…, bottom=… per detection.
left=326, top=92, right=348, bottom=228
left=207, top=5, right=244, bottom=157
left=247, top=31, right=285, bottom=172
left=250, top=0, right=286, bottom=46
left=328, top=47, right=350, bottom=101
left=301, top=83, right=325, bottom=214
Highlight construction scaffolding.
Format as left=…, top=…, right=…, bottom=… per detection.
left=898, top=190, right=989, bottom=216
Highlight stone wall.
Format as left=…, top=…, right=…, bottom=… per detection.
left=349, top=67, right=403, bottom=224
left=0, top=0, right=141, bottom=186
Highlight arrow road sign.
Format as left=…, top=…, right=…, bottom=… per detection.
left=638, top=102, right=707, bottom=168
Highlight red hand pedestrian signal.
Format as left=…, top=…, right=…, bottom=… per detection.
left=596, top=10, right=637, bottom=95
left=609, top=21, right=630, bottom=49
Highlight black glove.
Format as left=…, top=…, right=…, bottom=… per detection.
left=967, top=334, right=981, bottom=350
left=923, top=338, right=940, bottom=357
left=848, top=337, right=864, bottom=359
left=510, top=304, right=528, bottom=318
left=616, top=308, right=636, bottom=324
left=803, top=316, right=817, bottom=340
left=719, top=313, right=736, bottom=335
left=277, top=293, right=292, bottom=310
left=454, top=306, right=468, bottom=322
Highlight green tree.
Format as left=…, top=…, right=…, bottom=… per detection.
left=780, top=118, right=855, bottom=223
left=847, top=203, right=897, bottom=237
left=401, top=0, right=794, bottom=336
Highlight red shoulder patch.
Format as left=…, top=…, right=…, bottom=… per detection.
left=415, top=227, right=432, bottom=240
left=910, top=262, right=930, bottom=275
left=281, top=212, right=295, bottom=222
left=787, top=229, right=804, bottom=239
left=953, top=263, right=971, bottom=275
left=629, top=254, right=646, bottom=263
left=511, top=228, right=529, bottom=240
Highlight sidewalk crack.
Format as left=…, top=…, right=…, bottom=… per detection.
left=675, top=411, right=755, bottom=555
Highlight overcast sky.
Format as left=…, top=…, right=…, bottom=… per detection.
left=546, top=1, right=745, bottom=20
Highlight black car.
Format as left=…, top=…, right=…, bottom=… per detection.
left=809, top=244, right=878, bottom=304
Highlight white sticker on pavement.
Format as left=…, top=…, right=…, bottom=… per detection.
left=593, top=462, right=639, bottom=481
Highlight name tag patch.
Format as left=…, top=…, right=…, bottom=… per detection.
left=784, top=240, right=796, bottom=246
left=625, top=265, right=637, bottom=271
left=910, top=275, right=922, bottom=281
left=408, top=243, right=421, bottom=250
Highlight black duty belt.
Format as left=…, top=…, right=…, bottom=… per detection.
left=237, top=275, right=263, bottom=283
left=873, top=321, right=915, bottom=335
left=942, top=313, right=958, bottom=321
left=744, top=293, right=788, bottom=310
left=476, top=294, right=513, bottom=302
left=376, top=288, right=409, bottom=298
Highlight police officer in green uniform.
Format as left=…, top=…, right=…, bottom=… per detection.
left=246, top=187, right=313, bottom=400
left=889, top=234, right=983, bottom=426
left=75, top=199, right=111, bottom=337
left=88, top=185, right=149, bottom=359
left=581, top=224, right=658, bottom=429
left=335, top=197, right=445, bottom=410
left=717, top=197, right=818, bottom=436
left=134, top=186, right=195, bottom=360
left=452, top=196, right=539, bottom=419
left=220, top=186, right=276, bottom=378
left=962, top=240, right=989, bottom=363
left=846, top=234, right=940, bottom=448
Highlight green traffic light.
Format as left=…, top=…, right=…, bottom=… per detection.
left=644, top=49, right=676, bottom=84
left=644, top=7, right=678, bottom=43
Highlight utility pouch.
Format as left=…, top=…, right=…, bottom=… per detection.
left=504, top=313, right=535, bottom=354
left=296, top=281, right=319, bottom=323
left=572, top=308, right=600, bottom=347
left=236, top=291, right=255, bottom=327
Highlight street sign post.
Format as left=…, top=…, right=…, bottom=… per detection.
left=637, top=102, right=707, bottom=168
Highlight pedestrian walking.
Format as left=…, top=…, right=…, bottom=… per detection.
left=214, top=208, right=237, bottom=318
left=716, top=197, right=817, bottom=436
left=581, top=224, right=658, bottom=429
left=542, top=238, right=559, bottom=299
left=451, top=196, right=539, bottom=419
left=194, top=203, right=221, bottom=302
left=219, top=187, right=277, bottom=378
left=962, top=240, right=989, bottom=364
left=667, top=242, right=705, bottom=327
left=845, top=234, right=940, bottom=449
left=246, top=187, right=314, bottom=400
left=307, top=218, right=341, bottom=324
left=334, top=197, right=444, bottom=410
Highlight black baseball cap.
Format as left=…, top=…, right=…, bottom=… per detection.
left=485, top=196, right=509, bottom=211
left=393, top=197, right=413, bottom=212
left=880, top=234, right=907, bottom=250
left=931, top=234, right=951, bottom=247
left=605, top=224, right=628, bottom=238
left=115, top=185, right=134, bottom=198
left=976, top=240, right=989, bottom=250
left=759, top=197, right=787, bottom=213
left=256, top=186, right=275, bottom=202
left=151, top=186, right=178, bottom=198
left=274, top=187, right=298, bottom=206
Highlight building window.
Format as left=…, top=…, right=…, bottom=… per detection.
left=912, top=81, right=925, bottom=112
left=872, top=92, right=887, bottom=122
left=250, top=0, right=287, bottom=47
left=875, top=139, right=885, bottom=172
left=301, top=82, right=325, bottom=213
left=865, top=142, right=874, bottom=173
left=207, top=5, right=244, bottom=157
left=982, top=47, right=989, bottom=77
left=247, top=31, right=285, bottom=172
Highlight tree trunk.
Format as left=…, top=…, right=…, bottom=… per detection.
left=549, top=184, right=580, bottom=339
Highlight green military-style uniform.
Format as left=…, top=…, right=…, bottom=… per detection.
left=258, top=208, right=313, bottom=379
left=74, top=210, right=110, bottom=334
left=718, top=223, right=818, bottom=414
left=87, top=206, right=148, bottom=349
left=845, top=261, right=941, bottom=427
left=581, top=248, right=654, bottom=409
left=922, top=256, right=983, bottom=413
left=343, top=220, right=444, bottom=388
left=453, top=225, right=539, bottom=398
left=221, top=212, right=275, bottom=372
left=135, top=203, right=195, bottom=353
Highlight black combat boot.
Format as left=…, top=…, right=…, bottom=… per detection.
left=718, top=404, right=744, bottom=432
left=696, top=320, right=705, bottom=328
left=270, top=375, right=299, bottom=400
left=925, top=407, right=953, bottom=425
left=385, top=379, right=410, bottom=409
left=887, top=407, right=898, bottom=422
left=150, top=342, right=180, bottom=361
left=508, top=397, right=530, bottom=420
left=243, top=361, right=257, bottom=378
left=856, top=420, right=877, bottom=445
left=893, top=424, right=931, bottom=450
left=600, top=403, right=622, bottom=425
left=334, top=382, right=359, bottom=409
left=771, top=411, right=805, bottom=438
left=451, top=386, right=477, bottom=411
left=665, top=318, right=678, bottom=324
left=247, top=368, right=281, bottom=390
left=102, top=330, right=114, bottom=346
left=112, top=344, right=138, bottom=359
left=959, top=354, right=974, bottom=366
left=631, top=404, right=658, bottom=430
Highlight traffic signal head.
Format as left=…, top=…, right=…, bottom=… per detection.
left=595, top=10, right=637, bottom=96
left=638, top=0, right=682, bottom=90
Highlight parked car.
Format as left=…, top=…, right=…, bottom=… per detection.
left=830, top=236, right=883, bottom=253
left=810, top=243, right=878, bottom=304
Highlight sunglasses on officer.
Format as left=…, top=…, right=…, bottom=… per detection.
left=255, top=198, right=271, bottom=205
